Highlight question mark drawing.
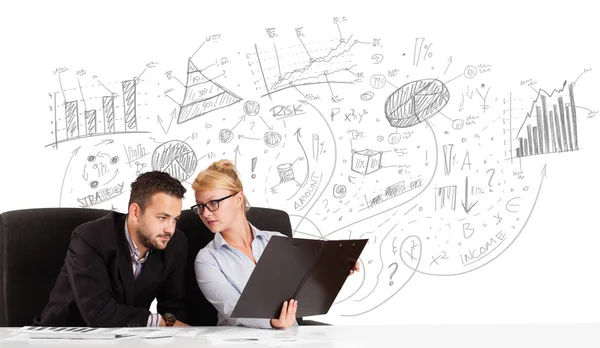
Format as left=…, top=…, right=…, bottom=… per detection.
left=388, top=262, right=398, bottom=286
left=486, top=168, right=496, bottom=187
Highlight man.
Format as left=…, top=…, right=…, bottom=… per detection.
left=35, top=171, right=189, bottom=327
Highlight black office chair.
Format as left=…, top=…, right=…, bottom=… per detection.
left=176, top=207, right=327, bottom=326
left=0, top=208, right=111, bottom=326
left=0, top=207, right=327, bottom=327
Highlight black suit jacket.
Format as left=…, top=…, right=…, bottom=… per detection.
left=34, top=212, right=188, bottom=327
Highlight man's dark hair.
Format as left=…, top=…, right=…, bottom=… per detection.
left=128, top=171, right=186, bottom=212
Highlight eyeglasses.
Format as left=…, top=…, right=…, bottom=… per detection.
left=191, top=193, right=236, bottom=215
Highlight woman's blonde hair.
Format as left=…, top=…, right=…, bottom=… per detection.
left=192, top=159, right=250, bottom=212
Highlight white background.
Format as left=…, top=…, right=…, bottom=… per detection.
left=1, top=0, right=598, bottom=325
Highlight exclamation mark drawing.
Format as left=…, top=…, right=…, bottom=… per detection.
left=425, top=150, right=428, bottom=166
left=251, top=157, right=257, bottom=178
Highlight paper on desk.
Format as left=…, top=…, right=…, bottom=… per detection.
left=205, top=327, right=266, bottom=344
left=13, top=326, right=203, bottom=340
left=205, top=327, right=334, bottom=346
left=113, top=327, right=206, bottom=338
left=15, top=327, right=132, bottom=340
left=112, top=328, right=174, bottom=339
left=4, top=333, right=122, bottom=345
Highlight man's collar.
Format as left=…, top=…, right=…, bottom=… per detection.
left=124, top=215, right=151, bottom=260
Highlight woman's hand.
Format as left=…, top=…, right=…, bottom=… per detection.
left=349, top=260, right=360, bottom=275
left=270, top=299, right=297, bottom=329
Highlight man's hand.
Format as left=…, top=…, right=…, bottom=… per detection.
left=159, top=318, right=189, bottom=327
left=270, top=300, right=297, bottom=329
left=349, top=260, right=360, bottom=275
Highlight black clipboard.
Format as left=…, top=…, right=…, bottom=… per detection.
left=230, top=236, right=368, bottom=319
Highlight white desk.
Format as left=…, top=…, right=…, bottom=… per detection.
left=1, top=324, right=599, bottom=348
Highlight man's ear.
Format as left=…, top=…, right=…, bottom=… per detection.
left=129, top=203, right=141, bottom=221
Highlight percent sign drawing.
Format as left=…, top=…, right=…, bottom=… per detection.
left=413, top=37, right=433, bottom=67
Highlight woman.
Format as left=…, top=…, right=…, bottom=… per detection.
left=191, top=160, right=358, bottom=329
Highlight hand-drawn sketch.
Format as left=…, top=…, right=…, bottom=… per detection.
left=332, top=184, right=347, bottom=199
left=512, top=82, right=580, bottom=158
left=263, top=131, right=282, bottom=147
left=219, top=129, right=234, bottom=143
left=124, top=144, right=149, bottom=166
left=435, top=185, right=457, bottom=211
left=59, top=141, right=135, bottom=211
left=48, top=69, right=151, bottom=148
left=151, top=140, right=198, bottom=182
left=351, top=149, right=382, bottom=175
left=384, top=79, right=450, bottom=128
left=243, top=100, right=260, bottom=116
left=44, top=17, right=597, bottom=321
left=177, top=60, right=242, bottom=124
left=248, top=33, right=364, bottom=99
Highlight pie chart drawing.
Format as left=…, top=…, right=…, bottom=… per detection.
left=151, top=141, right=198, bottom=181
left=384, top=79, right=450, bottom=128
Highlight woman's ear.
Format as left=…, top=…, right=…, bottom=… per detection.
left=237, top=191, right=244, bottom=204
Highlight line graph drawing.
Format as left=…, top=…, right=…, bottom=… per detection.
left=248, top=31, right=367, bottom=98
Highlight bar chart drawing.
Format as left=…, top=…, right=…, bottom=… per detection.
left=513, top=82, right=579, bottom=158
left=435, top=185, right=457, bottom=211
left=48, top=77, right=149, bottom=148
left=122, top=80, right=138, bottom=132
left=102, top=95, right=116, bottom=134
left=124, top=144, right=149, bottom=165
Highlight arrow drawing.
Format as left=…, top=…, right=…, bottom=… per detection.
left=466, top=86, right=474, bottom=99
left=259, top=115, right=273, bottom=130
left=295, top=128, right=310, bottom=190
left=461, top=176, right=478, bottom=213
left=102, top=169, right=120, bottom=185
left=158, top=109, right=177, bottom=135
left=231, top=115, right=246, bottom=130
left=237, top=135, right=260, bottom=140
left=234, top=145, right=241, bottom=167
left=95, top=139, right=114, bottom=146
left=444, top=56, right=452, bottom=75
left=59, top=146, right=81, bottom=207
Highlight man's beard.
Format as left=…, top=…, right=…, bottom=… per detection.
left=137, top=221, right=171, bottom=250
